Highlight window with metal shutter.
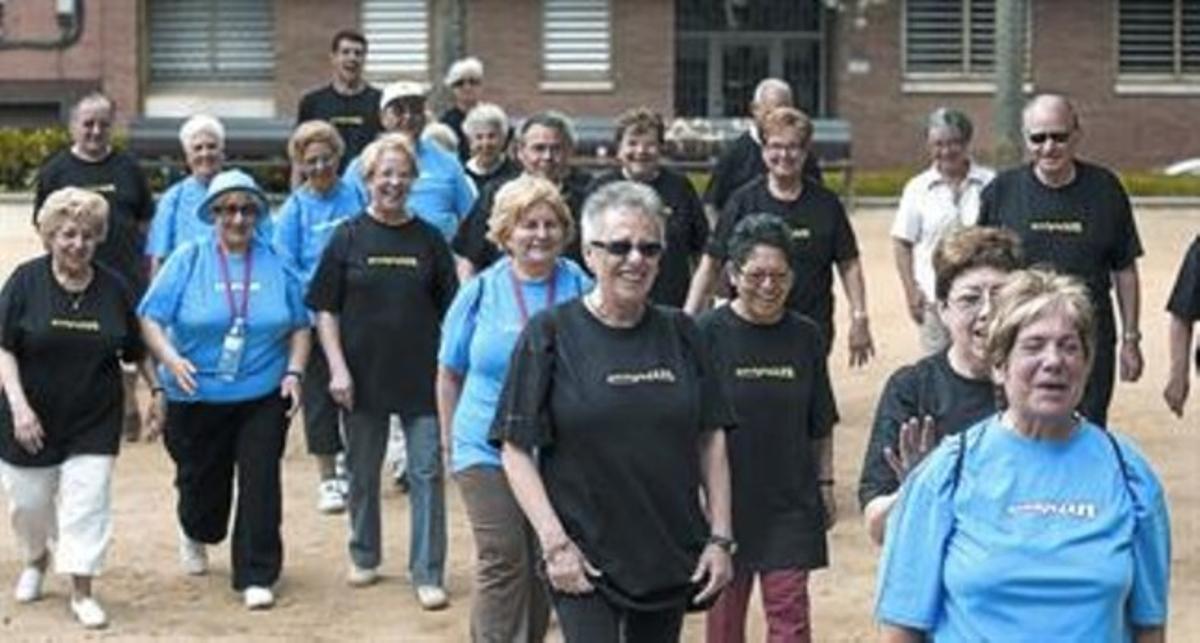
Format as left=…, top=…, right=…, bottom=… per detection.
left=362, top=0, right=430, bottom=81
left=542, top=0, right=612, bottom=81
left=1118, top=0, right=1200, bottom=77
left=148, top=0, right=274, bottom=83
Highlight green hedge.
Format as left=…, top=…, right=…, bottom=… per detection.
left=0, top=128, right=72, bottom=190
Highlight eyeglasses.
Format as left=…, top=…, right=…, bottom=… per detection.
left=303, top=155, right=337, bottom=170
left=453, top=77, right=481, bottom=87
left=211, top=203, right=259, bottom=218
left=589, top=240, right=664, bottom=258
left=948, top=287, right=1000, bottom=314
left=737, top=270, right=792, bottom=286
left=1027, top=131, right=1071, bottom=145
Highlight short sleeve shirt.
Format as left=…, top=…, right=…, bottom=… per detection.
left=589, top=168, right=709, bottom=307
left=857, top=351, right=996, bottom=509
left=489, top=301, right=736, bottom=610
left=35, top=149, right=154, bottom=293
left=699, top=306, right=835, bottom=571
left=0, top=257, right=145, bottom=467
left=891, top=163, right=995, bottom=300
left=978, top=162, right=1142, bottom=319
left=272, top=179, right=366, bottom=287
left=438, top=257, right=592, bottom=473
left=138, top=239, right=310, bottom=403
left=707, top=177, right=859, bottom=343
left=876, top=417, right=1171, bottom=640
left=1167, top=236, right=1200, bottom=370
left=306, top=215, right=458, bottom=415
left=297, top=83, right=383, bottom=171
left=146, top=176, right=213, bottom=261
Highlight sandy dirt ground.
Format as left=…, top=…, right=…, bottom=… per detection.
left=0, top=200, right=1194, bottom=642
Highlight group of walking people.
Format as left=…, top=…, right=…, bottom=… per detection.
left=0, top=27, right=1191, bottom=642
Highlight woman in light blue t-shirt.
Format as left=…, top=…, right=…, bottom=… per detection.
left=436, top=175, right=590, bottom=641
left=877, top=268, right=1170, bottom=642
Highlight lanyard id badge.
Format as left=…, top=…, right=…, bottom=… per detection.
left=215, top=244, right=253, bottom=381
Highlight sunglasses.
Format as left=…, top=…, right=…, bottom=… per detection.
left=590, top=240, right=664, bottom=258
left=453, top=77, right=481, bottom=87
left=212, top=203, right=259, bottom=218
left=1027, top=131, right=1071, bottom=145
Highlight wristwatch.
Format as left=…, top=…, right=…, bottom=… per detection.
left=707, top=534, right=737, bottom=555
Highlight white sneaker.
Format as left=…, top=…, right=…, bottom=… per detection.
left=244, top=585, right=274, bottom=610
left=346, top=565, right=379, bottom=587
left=178, top=527, right=208, bottom=576
left=70, top=595, right=108, bottom=629
left=317, top=479, right=346, bottom=514
left=13, top=565, right=44, bottom=603
left=415, top=585, right=449, bottom=610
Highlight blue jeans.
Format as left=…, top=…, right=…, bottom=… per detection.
left=345, top=410, right=445, bottom=586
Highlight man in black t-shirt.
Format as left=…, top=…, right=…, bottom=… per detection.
left=34, top=91, right=154, bottom=442
left=296, top=29, right=382, bottom=175
left=1164, top=236, right=1200, bottom=417
left=978, top=94, right=1143, bottom=425
left=452, top=111, right=591, bottom=278
left=704, top=78, right=822, bottom=218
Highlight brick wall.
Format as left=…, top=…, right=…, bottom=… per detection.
left=467, top=0, right=673, bottom=120
left=836, top=0, right=1200, bottom=171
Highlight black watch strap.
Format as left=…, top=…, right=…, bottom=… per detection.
left=707, top=534, right=737, bottom=554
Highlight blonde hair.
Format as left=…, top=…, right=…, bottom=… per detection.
left=36, top=187, right=109, bottom=245
left=288, top=120, right=346, bottom=164
left=985, top=268, right=1096, bottom=375
left=486, top=175, right=575, bottom=250
left=760, top=106, right=813, bottom=148
left=359, top=132, right=418, bottom=180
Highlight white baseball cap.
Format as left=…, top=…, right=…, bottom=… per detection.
left=380, top=81, right=430, bottom=109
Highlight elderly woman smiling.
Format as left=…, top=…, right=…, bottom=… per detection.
left=146, top=114, right=226, bottom=276
left=491, top=181, right=735, bottom=642
left=876, top=269, right=1170, bottom=642
left=462, top=102, right=519, bottom=193
left=437, top=174, right=591, bottom=641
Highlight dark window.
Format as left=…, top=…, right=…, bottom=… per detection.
left=905, top=0, right=1007, bottom=76
left=148, top=0, right=274, bottom=83
left=1118, top=0, right=1200, bottom=77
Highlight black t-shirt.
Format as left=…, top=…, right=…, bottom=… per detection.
left=978, top=162, right=1142, bottom=326
left=439, top=106, right=471, bottom=162
left=34, top=149, right=153, bottom=294
left=297, top=83, right=384, bottom=171
left=699, top=306, right=835, bottom=571
left=453, top=167, right=593, bottom=271
left=707, top=176, right=858, bottom=344
left=306, top=215, right=457, bottom=415
left=704, top=132, right=822, bottom=210
left=465, top=155, right=521, bottom=196
left=857, top=351, right=997, bottom=509
left=1167, top=235, right=1200, bottom=370
left=489, top=301, right=736, bottom=610
left=589, top=168, right=709, bottom=308
left=0, top=257, right=145, bottom=467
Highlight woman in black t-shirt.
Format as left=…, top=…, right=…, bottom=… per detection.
left=307, top=133, right=458, bottom=609
left=490, top=181, right=735, bottom=642
left=858, top=227, right=1023, bottom=544
left=0, top=188, right=160, bottom=629
left=699, top=214, right=836, bottom=643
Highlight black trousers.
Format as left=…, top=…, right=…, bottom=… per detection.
left=1079, top=321, right=1117, bottom=426
left=551, top=591, right=686, bottom=643
left=301, top=340, right=343, bottom=456
left=164, top=392, right=288, bottom=590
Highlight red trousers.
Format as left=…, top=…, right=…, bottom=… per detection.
left=706, top=568, right=811, bottom=643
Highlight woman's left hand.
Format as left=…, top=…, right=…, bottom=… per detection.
left=281, top=373, right=303, bottom=417
left=691, top=543, right=733, bottom=605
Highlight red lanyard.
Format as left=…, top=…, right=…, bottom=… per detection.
left=216, top=243, right=253, bottom=323
left=509, top=265, right=557, bottom=326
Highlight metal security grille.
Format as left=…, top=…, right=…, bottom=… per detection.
left=905, top=0, right=997, bottom=75
left=362, top=0, right=430, bottom=81
left=148, top=0, right=274, bottom=83
left=543, top=0, right=612, bottom=81
left=1118, top=0, right=1200, bottom=76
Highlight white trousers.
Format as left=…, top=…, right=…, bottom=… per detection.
left=0, top=455, right=114, bottom=576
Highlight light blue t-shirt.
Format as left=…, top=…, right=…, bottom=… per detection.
left=438, top=257, right=592, bottom=473
left=272, top=178, right=365, bottom=287
left=876, top=415, right=1170, bottom=642
left=138, top=238, right=310, bottom=403
left=345, top=139, right=477, bottom=242
left=146, top=176, right=212, bottom=260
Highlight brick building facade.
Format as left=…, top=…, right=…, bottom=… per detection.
left=0, top=0, right=1196, bottom=171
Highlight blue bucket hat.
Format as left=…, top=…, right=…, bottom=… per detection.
left=197, top=169, right=272, bottom=235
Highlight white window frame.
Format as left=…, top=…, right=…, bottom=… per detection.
left=541, top=0, right=614, bottom=92
left=1114, top=0, right=1200, bottom=95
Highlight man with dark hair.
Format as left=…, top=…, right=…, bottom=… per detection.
left=297, top=29, right=382, bottom=173
left=978, top=93, right=1144, bottom=425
